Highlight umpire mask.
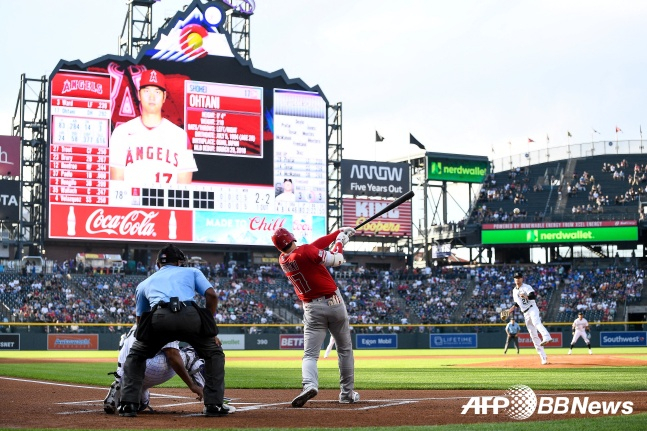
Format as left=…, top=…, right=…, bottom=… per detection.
left=156, top=244, right=187, bottom=267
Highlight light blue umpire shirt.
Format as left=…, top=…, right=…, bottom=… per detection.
left=506, top=320, right=521, bottom=335
left=135, top=265, right=213, bottom=316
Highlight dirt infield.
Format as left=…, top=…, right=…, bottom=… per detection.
left=1, top=374, right=646, bottom=428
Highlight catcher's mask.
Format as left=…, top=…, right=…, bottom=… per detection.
left=271, top=227, right=296, bottom=252
left=157, top=244, right=187, bottom=267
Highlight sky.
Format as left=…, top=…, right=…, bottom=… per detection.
left=2, top=0, right=647, bottom=162
left=1, top=0, right=647, bottom=226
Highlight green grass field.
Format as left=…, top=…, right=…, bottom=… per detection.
left=1, top=348, right=646, bottom=430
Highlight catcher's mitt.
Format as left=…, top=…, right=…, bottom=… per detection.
left=500, top=309, right=511, bottom=321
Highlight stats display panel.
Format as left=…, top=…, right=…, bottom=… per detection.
left=47, top=1, right=328, bottom=246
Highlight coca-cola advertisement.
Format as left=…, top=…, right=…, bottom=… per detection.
left=49, top=204, right=192, bottom=242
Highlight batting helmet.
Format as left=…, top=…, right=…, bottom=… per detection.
left=156, top=244, right=187, bottom=267
left=271, top=227, right=296, bottom=252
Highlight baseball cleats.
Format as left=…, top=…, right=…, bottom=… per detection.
left=540, top=337, right=553, bottom=346
left=339, top=391, right=360, bottom=404
left=589, top=349, right=593, bottom=355
left=568, top=349, right=572, bottom=355
left=291, top=387, right=318, bottom=408
left=118, top=402, right=138, bottom=417
left=541, top=358, right=549, bottom=365
left=103, top=379, right=121, bottom=414
left=204, top=404, right=236, bottom=417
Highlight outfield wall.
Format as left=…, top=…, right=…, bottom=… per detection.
left=2, top=327, right=645, bottom=351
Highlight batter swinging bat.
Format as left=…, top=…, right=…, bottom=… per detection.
left=354, top=190, right=415, bottom=230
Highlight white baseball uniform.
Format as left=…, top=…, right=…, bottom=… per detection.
left=115, top=326, right=203, bottom=405
left=571, top=316, right=590, bottom=344
left=109, top=117, right=198, bottom=184
left=513, top=283, right=551, bottom=361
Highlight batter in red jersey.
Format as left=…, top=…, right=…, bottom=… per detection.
left=272, top=226, right=360, bottom=408
left=109, top=69, right=197, bottom=184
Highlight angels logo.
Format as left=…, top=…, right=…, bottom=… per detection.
left=61, top=79, right=104, bottom=95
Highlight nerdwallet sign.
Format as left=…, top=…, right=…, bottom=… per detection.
left=341, top=160, right=410, bottom=197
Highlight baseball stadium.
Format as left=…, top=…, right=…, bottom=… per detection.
left=0, top=1, right=646, bottom=430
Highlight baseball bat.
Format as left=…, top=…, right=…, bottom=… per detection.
left=354, top=190, right=415, bottom=230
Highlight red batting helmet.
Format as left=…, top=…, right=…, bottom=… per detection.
left=271, top=227, right=296, bottom=252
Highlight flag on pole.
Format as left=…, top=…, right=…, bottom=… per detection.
left=593, top=128, right=600, bottom=134
left=410, top=133, right=426, bottom=150
left=567, top=131, right=572, bottom=137
left=616, top=126, right=622, bottom=133
left=546, top=134, right=550, bottom=142
left=528, top=138, right=535, bottom=143
left=375, top=131, right=384, bottom=142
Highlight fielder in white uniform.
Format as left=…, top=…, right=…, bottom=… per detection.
left=504, top=272, right=553, bottom=365
left=568, top=311, right=592, bottom=355
left=109, top=69, right=197, bottom=185
left=103, top=325, right=206, bottom=414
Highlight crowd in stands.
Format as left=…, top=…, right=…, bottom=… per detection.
left=469, top=167, right=549, bottom=224
left=460, top=265, right=562, bottom=325
left=556, top=266, right=644, bottom=323
left=0, top=261, right=643, bottom=333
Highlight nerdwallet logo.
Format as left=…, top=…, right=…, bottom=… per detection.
left=350, top=164, right=403, bottom=181
left=461, top=384, right=633, bottom=420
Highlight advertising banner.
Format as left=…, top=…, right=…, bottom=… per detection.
left=217, top=334, right=245, bottom=350
left=0, top=136, right=20, bottom=177
left=430, top=333, right=477, bottom=348
left=518, top=332, right=562, bottom=348
left=342, top=198, right=412, bottom=237
left=0, top=334, right=20, bottom=350
left=279, top=334, right=304, bottom=349
left=0, top=179, right=20, bottom=221
left=482, top=221, right=638, bottom=245
left=356, top=334, right=398, bottom=349
left=341, top=160, right=409, bottom=197
left=426, top=153, right=489, bottom=183
left=47, top=334, right=98, bottom=350
left=600, top=331, right=647, bottom=347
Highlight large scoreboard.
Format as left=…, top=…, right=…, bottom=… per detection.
left=47, top=0, right=328, bottom=246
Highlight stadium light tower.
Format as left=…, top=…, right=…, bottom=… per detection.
left=119, top=0, right=156, bottom=57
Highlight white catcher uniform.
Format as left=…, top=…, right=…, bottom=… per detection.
left=109, top=117, right=198, bottom=184
left=512, top=281, right=552, bottom=362
left=103, top=326, right=204, bottom=413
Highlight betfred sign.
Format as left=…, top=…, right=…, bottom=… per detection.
left=518, top=332, right=562, bottom=348
left=279, top=334, right=304, bottom=349
left=49, top=204, right=192, bottom=241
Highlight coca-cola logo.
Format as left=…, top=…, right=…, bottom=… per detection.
left=86, top=209, right=159, bottom=236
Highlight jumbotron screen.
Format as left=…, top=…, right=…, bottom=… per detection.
left=47, top=1, right=327, bottom=245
